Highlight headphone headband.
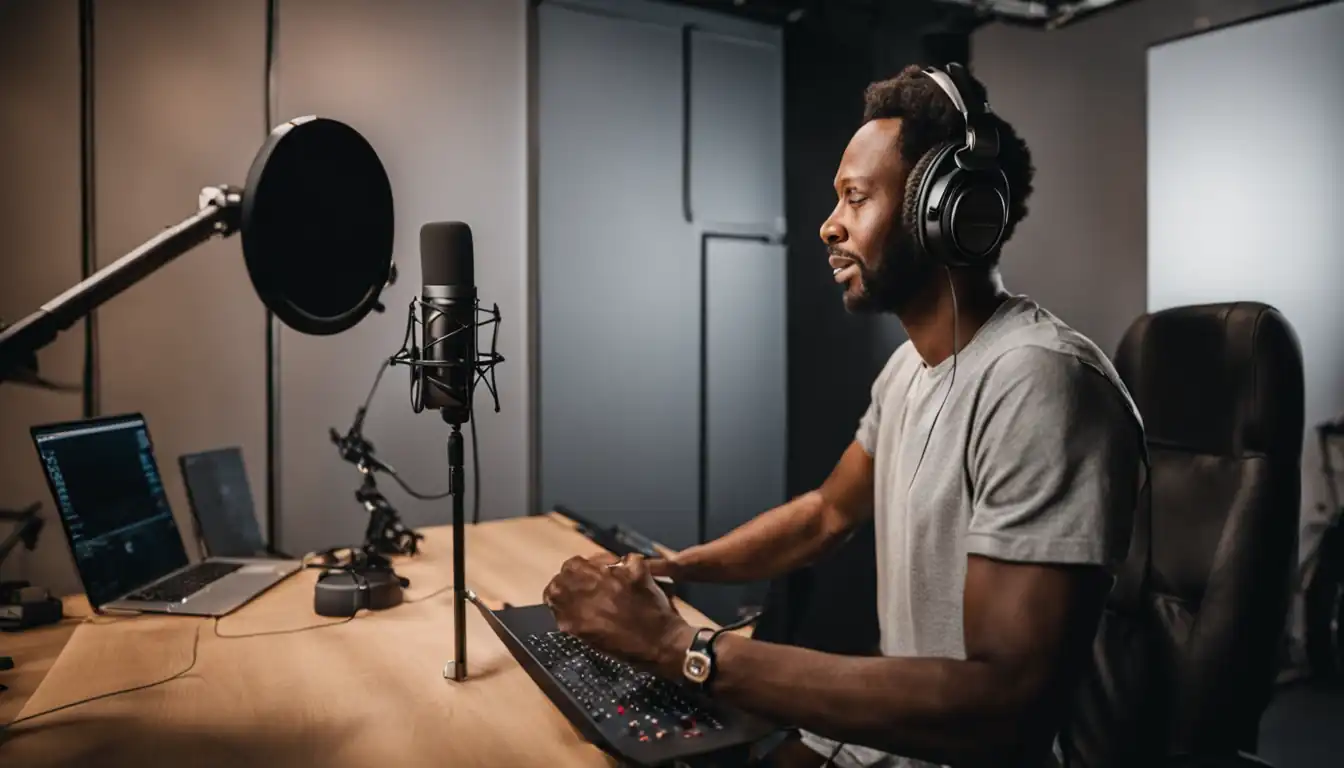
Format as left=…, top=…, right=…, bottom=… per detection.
left=922, top=64, right=1000, bottom=170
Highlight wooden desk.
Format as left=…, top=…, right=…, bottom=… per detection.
left=0, top=598, right=87, bottom=725
left=0, top=514, right=721, bottom=767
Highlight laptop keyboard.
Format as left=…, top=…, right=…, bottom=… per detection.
left=126, top=561, right=243, bottom=602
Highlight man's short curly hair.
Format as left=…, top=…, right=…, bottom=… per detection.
left=862, top=65, right=1035, bottom=258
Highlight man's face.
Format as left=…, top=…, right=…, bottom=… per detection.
left=820, top=118, right=932, bottom=314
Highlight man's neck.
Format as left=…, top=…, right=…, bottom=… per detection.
left=897, top=268, right=1009, bottom=368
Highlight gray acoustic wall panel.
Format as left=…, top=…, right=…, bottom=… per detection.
left=537, top=1, right=698, bottom=549
left=0, top=0, right=84, bottom=595
left=689, top=29, right=785, bottom=231
left=92, top=0, right=269, bottom=564
left=704, top=238, right=788, bottom=611
left=275, top=0, right=529, bottom=555
left=705, top=240, right=788, bottom=539
left=538, top=0, right=786, bottom=577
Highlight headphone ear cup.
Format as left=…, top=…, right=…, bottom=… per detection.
left=903, top=143, right=956, bottom=263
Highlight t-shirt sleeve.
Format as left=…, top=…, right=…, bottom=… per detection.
left=966, top=346, right=1140, bottom=567
left=855, top=348, right=902, bottom=456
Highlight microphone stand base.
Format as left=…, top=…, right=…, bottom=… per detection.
left=442, top=659, right=468, bottom=682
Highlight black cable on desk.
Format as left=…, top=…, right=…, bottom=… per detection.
left=404, top=582, right=455, bottom=604
left=0, top=624, right=202, bottom=735
left=211, top=613, right=356, bottom=639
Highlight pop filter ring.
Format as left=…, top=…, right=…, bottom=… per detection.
left=241, top=116, right=395, bottom=336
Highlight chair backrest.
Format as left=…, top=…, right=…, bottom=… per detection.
left=1068, top=302, right=1305, bottom=766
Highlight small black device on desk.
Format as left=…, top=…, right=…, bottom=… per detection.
left=552, top=504, right=662, bottom=560
left=0, top=502, right=63, bottom=633
left=474, top=598, right=776, bottom=767
left=0, top=581, right=63, bottom=633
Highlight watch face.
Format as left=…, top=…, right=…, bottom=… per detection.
left=683, top=650, right=711, bottom=683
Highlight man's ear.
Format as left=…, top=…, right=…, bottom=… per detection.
left=900, top=144, right=947, bottom=242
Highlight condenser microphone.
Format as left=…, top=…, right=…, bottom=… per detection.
left=420, top=222, right=477, bottom=423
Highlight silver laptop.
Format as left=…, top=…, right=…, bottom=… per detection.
left=30, top=413, right=301, bottom=616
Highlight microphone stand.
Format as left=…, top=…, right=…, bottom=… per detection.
left=424, top=303, right=503, bottom=684
left=443, top=408, right=469, bottom=682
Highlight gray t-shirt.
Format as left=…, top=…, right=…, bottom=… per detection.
left=801, top=295, right=1144, bottom=768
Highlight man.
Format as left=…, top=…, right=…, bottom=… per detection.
left=543, top=64, right=1143, bottom=768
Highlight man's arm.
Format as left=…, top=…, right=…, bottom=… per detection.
left=661, top=351, right=900, bottom=583
left=655, top=558, right=1110, bottom=767
left=663, top=441, right=875, bottom=583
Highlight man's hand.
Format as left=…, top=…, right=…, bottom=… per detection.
left=543, top=553, right=696, bottom=672
left=645, top=555, right=682, bottom=581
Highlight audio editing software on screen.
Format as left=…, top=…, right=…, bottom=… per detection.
left=35, top=418, right=189, bottom=606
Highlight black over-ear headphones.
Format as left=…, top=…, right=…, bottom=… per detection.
left=312, top=563, right=407, bottom=618
left=906, top=63, right=1011, bottom=268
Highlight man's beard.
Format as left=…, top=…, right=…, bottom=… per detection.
left=838, top=228, right=933, bottom=315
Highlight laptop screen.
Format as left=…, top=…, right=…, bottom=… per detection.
left=31, top=414, right=189, bottom=608
left=179, top=447, right=266, bottom=559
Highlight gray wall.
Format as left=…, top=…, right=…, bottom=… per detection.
left=0, top=0, right=83, bottom=596
left=273, top=0, right=528, bottom=553
left=536, top=0, right=786, bottom=621
left=92, top=0, right=269, bottom=567
left=972, top=0, right=1314, bottom=356
left=0, top=0, right=529, bottom=590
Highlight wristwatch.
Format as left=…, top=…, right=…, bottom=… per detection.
left=682, top=627, right=716, bottom=690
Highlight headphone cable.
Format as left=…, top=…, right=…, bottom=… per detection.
left=906, top=267, right=960, bottom=490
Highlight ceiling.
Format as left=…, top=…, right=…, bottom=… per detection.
left=657, top=0, right=1140, bottom=29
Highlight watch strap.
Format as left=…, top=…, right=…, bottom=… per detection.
left=688, top=627, right=714, bottom=655
left=684, top=627, right=716, bottom=690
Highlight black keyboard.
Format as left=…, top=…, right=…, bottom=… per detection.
left=477, top=603, right=776, bottom=767
left=525, top=630, right=725, bottom=736
left=126, top=561, right=243, bottom=602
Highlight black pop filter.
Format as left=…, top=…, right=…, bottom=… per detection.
left=241, top=116, right=395, bottom=335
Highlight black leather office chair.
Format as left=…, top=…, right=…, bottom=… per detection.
left=1067, top=302, right=1305, bottom=768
